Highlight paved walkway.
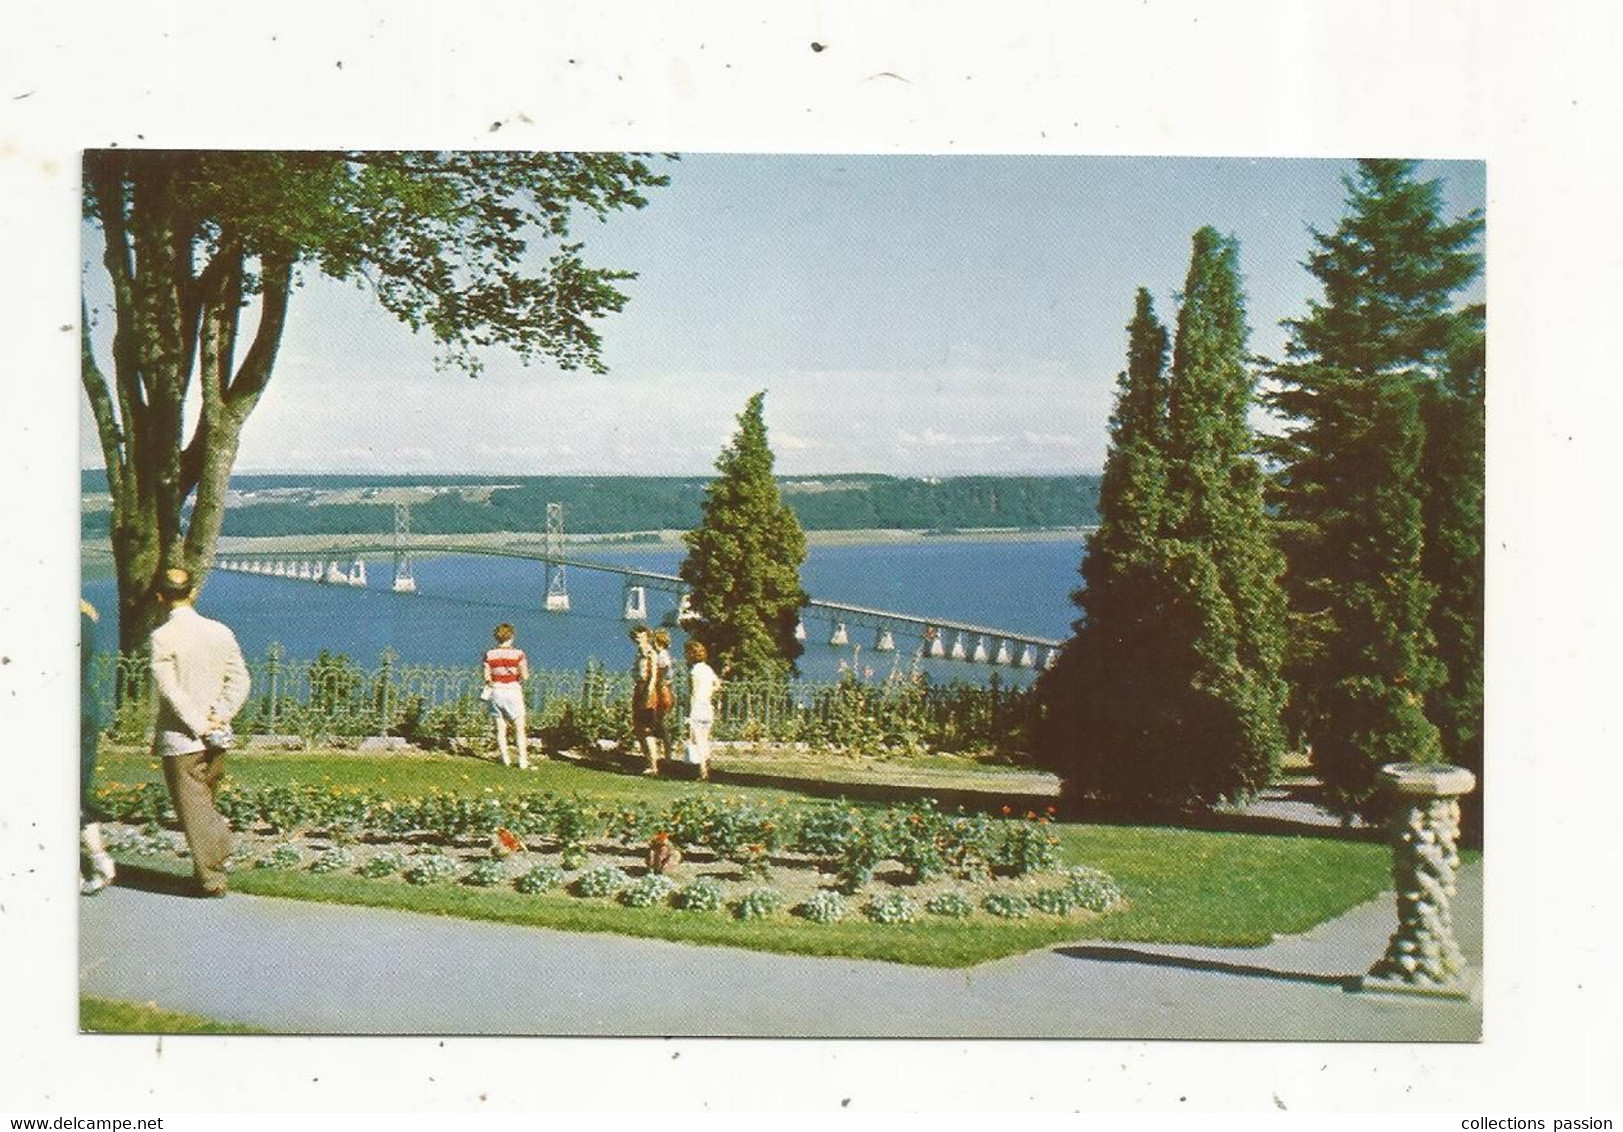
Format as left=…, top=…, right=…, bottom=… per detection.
left=79, top=863, right=1481, bottom=1039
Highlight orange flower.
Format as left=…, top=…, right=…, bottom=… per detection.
left=495, top=828, right=524, bottom=853
left=1000, top=805, right=1012, bottom=816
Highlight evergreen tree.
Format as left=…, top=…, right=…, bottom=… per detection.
left=1035, top=289, right=1175, bottom=799
left=1157, top=228, right=1290, bottom=802
left=1421, top=307, right=1486, bottom=832
left=679, top=392, right=809, bottom=680
left=1266, top=159, right=1483, bottom=819
left=1037, top=233, right=1287, bottom=808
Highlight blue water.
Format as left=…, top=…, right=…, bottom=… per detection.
left=81, top=538, right=1086, bottom=685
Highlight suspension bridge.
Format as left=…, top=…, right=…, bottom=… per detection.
left=206, top=503, right=1066, bottom=670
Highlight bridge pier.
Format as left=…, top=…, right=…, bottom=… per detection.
left=623, top=584, right=648, bottom=621
left=950, top=633, right=968, bottom=660
left=348, top=559, right=368, bottom=587
left=972, top=636, right=990, bottom=664
left=1018, top=644, right=1037, bottom=668
left=829, top=622, right=849, bottom=646
left=1044, top=647, right=1060, bottom=669
left=875, top=627, right=895, bottom=652
left=927, top=629, right=945, bottom=658
left=794, top=618, right=807, bottom=643
left=994, top=640, right=1013, bottom=666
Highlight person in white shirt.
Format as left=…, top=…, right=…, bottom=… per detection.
left=684, top=639, right=720, bottom=781
left=148, top=567, right=250, bottom=897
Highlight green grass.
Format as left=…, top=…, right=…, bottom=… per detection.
left=81, top=996, right=270, bottom=1034
left=95, top=746, right=1418, bottom=965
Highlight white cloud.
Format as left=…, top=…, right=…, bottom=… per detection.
left=897, top=428, right=1009, bottom=448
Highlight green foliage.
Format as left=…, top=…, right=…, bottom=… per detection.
left=680, top=392, right=809, bottom=680
left=402, top=853, right=460, bottom=885
left=1265, top=160, right=1483, bottom=819
left=794, top=891, right=848, bottom=924
left=463, top=859, right=510, bottom=888
left=834, top=815, right=894, bottom=893
left=981, top=893, right=1033, bottom=919
left=82, top=150, right=671, bottom=652
left=1420, top=314, right=1486, bottom=829
left=309, top=847, right=354, bottom=874
left=356, top=851, right=406, bottom=879
left=210, top=473, right=1103, bottom=539
left=995, top=816, right=1061, bottom=876
left=674, top=877, right=727, bottom=912
left=861, top=892, right=918, bottom=924
left=571, top=865, right=632, bottom=898
left=515, top=864, right=567, bottom=894
left=1055, top=865, right=1127, bottom=913
left=1039, top=242, right=1288, bottom=809
left=255, top=843, right=304, bottom=870
left=619, top=874, right=678, bottom=908
left=924, top=891, right=976, bottom=919
left=732, top=886, right=785, bottom=921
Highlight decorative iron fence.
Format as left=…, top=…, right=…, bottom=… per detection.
left=90, top=646, right=1036, bottom=755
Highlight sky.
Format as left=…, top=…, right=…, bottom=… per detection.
left=80, top=154, right=1484, bottom=478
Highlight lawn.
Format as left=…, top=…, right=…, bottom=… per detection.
left=93, top=745, right=1407, bottom=966
left=81, top=996, right=269, bottom=1035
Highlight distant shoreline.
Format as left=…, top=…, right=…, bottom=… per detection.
left=83, top=526, right=1092, bottom=562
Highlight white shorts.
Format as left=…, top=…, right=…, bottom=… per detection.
left=487, top=684, right=526, bottom=722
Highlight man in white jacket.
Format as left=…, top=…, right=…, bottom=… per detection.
left=149, top=567, right=250, bottom=896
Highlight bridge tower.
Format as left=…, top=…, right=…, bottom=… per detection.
left=543, top=502, right=570, bottom=612
left=391, top=501, right=417, bottom=593
left=623, top=583, right=648, bottom=622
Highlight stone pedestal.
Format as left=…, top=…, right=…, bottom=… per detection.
left=1359, top=762, right=1477, bottom=999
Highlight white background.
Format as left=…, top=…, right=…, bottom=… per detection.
left=2, top=0, right=1619, bottom=1118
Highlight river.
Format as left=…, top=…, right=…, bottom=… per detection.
left=80, top=535, right=1088, bottom=686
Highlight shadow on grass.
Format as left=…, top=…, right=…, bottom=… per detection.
left=1054, top=944, right=1361, bottom=991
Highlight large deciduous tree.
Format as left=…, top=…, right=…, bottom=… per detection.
left=679, top=391, right=808, bottom=680
left=82, top=150, right=670, bottom=652
left=1265, top=158, right=1483, bottom=820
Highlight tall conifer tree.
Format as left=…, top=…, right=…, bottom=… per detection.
left=1035, top=289, right=1175, bottom=799
left=1158, top=228, right=1290, bottom=801
left=1038, top=234, right=1287, bottom=807
left=680, top=391, right=808, bottom=680
left=1266, top=159, right=1483, bottom=818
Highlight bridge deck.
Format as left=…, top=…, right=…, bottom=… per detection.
left=215, top=541, right=1064, bottom=650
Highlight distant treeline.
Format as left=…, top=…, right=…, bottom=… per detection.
left=80, top=474, right=1101, bottom=537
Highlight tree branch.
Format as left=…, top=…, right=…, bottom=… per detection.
left=79, top=299, right=128, bottom=513
left=225, top=249, right=292, bottom=411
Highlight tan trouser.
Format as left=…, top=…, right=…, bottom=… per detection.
left=163, top=749, right=231, bottom=892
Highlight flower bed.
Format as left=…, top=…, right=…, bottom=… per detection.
left=94, top=782, right=1125, bottom=927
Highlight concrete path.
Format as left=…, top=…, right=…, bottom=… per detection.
left=79, top=863, right=1481, bottom=1040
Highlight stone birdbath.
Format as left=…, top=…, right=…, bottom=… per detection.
left=1359, top=761, right=1478, bottom=999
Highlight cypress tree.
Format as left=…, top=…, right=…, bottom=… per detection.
left=1266, top=159, right=1483, bottom=819
left=1158, top=228, right=1289, bottom=802
left=679, top=391, right=809, bottom=680
left=1035, top=288, right=1175, bottom=800
left=1038, top=233, right=1287, bottom=808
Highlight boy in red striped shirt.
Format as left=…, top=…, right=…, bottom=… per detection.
left=483, top=623, right=531, bottom=769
